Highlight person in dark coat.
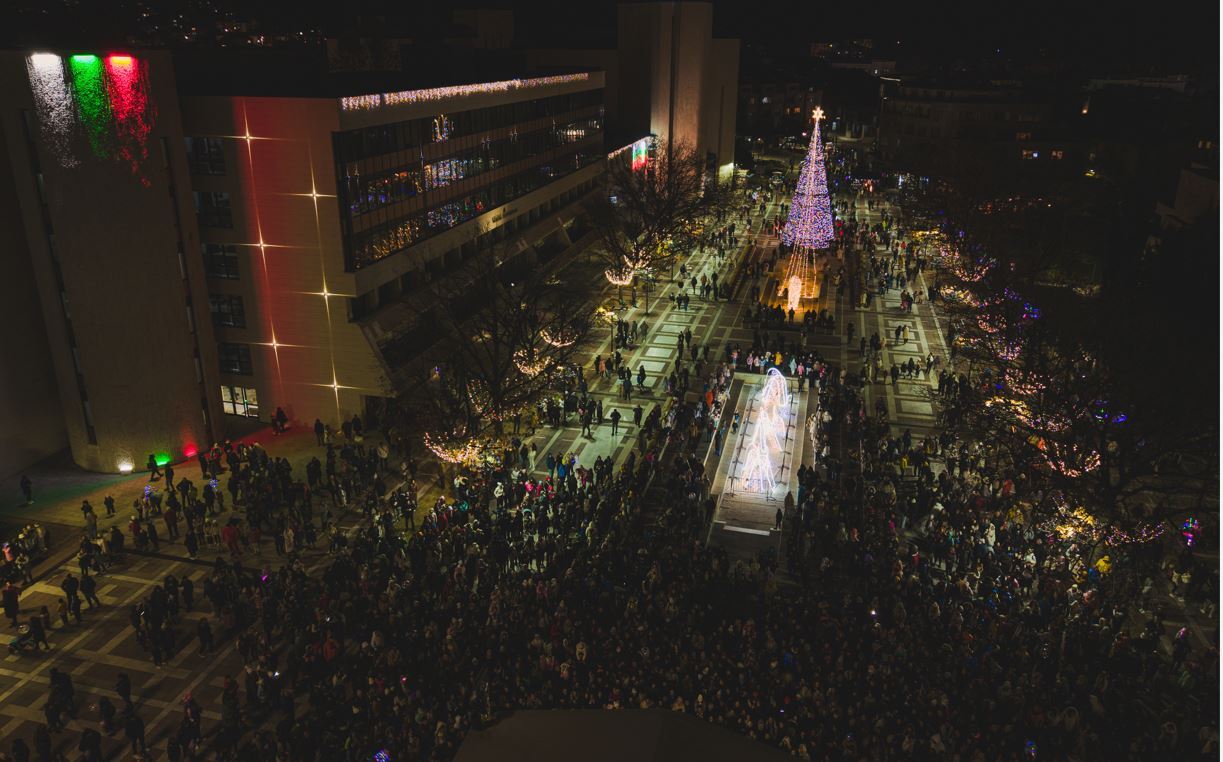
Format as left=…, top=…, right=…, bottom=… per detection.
left=28, top=615, right=49, bottom=650
left=2, top=581, right=20, bottom=627
left=33, top=725, right=51, bottom=762
left=124, top=712, right=146, bottom=756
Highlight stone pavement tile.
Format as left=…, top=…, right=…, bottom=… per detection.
left=898, top=400, right=935, bottom=416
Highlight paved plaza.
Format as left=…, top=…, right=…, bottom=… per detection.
left=0, top=194, right=777, bottom=759
left=0, top=182, right=1212, bottom=759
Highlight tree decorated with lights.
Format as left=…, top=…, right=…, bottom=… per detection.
left=394, top=249, right=592, bottom=466
left=932, top=211, right=1217, bottom=550
left=587, top=139, right=726, bottom=313
left=781, top=108, right=835, bottom=251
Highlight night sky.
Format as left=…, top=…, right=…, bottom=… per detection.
left=2, top=0, right=1217, bottom=77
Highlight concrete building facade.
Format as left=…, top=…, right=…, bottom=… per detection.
left=0, top=51, right=221, bottom=474
left=528, top=2, right=739, bottom=181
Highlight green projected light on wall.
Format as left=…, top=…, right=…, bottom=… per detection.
left=69, top=54, right=111, bottom=158
left=154, top=453, right=171, bottom=467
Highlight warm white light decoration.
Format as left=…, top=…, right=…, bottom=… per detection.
left=341, top=74, right=590, bottom=111
left=541, top=327, right=577, bottom=347
left=742, top=369, right=791, bottom=495
left=741, top=439, right=777, bottom=495
left=604, top=268, right=635, bottom=286
left=786, top=275, right=802, bottom=312
left=513, top=349, right=550, bottom=377
left=424, top=431, right=487, bottom=466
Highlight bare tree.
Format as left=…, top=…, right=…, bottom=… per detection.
left=586, top=139, right=727, bottom=313
left=401, top=250, right=593, bottom=464
left=934, top=214, right=1218, bottom=532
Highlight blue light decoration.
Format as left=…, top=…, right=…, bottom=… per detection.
left=1091, top=399, right=1129, bottom=425
left=1181, top=517, right=1199, bottom=547
left=781, top=108, right=834, bottom=250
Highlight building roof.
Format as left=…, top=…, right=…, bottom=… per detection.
left=455, top=710, right=796, bottom=762
left=171, top=45, right=592, bottom=99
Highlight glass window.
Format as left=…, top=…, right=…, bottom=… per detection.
left=218, top=342, right=253, bottom=375
left=220, top=385, right=259, bottom=417
left=209, top=294, right=246, bottom=328
left=194, top=191, right=233, bottom=228
left=202, top=243, right=239, bottom=279
left=186, top=137, right=226, bottom=175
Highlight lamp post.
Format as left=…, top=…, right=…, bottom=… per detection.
left=642, top=272, right=656, bottom=315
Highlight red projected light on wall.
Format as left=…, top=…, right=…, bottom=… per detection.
left=104, top=54, right=154, bottom=180
left=183, top=444, right=199, bottom=459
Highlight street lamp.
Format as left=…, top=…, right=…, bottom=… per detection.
left=641, top=272, right=657, bottom=315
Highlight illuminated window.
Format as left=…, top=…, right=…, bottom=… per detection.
left=201, top=243, right=239, bottom=279
left=1021, top=149, right=1039, bottom=160
left=220, top=385, right=259, bottom=417
left=194, top=191, right=232, bottom=228
left=185, top=137, right=225, bottom=175
left=208, top=294, right=246, bottom=328
left=1050, top=149, right=1064, bottom=160
left=1015, top=131, right=1032, bottom=141
left=218, top=342, right=253, bottom=375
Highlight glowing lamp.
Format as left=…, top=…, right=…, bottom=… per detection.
left=107, top=55, right=133, bottom=66
left=71, top=54, right=99, bottom=63
left=117, top=461, right=134, bottom=474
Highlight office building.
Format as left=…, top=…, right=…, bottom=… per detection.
left=0, top=50, right=221, bottom=474
left=527, top=1, right=739, bottom=181
left=0, top=48, right=607, bottom=473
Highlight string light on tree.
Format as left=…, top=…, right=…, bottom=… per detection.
left=781, top=107, right=835, bottom=251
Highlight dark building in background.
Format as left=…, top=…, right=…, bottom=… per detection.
left=527, top=1, right=739, bottom=181
left=736, top=39, right=886, bottom=144
left=878, top=81, right=1053, bottom=178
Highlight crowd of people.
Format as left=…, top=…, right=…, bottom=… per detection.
left=2, top=168, right=1216, bottom=762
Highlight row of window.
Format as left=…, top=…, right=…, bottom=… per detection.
left=209, top=294, right=245, bottom=327
left=195, top=191, right=233, bottom=228
left=347, top=146, right=600, bottom=269
left=218, top=342, right=253, bottom=375
left=333, top=90, right=603, bottom=161
left=220, top=384, right=258, bottom=417
left=340, top=116, right=602, bottom=219
left=203, top=243, right=240, bottom=279
left=186, top=137, right=226, bottom=175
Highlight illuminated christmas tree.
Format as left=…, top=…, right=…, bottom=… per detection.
left=781, top=107, right=834, bottom=250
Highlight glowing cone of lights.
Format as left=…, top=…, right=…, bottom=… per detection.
left=781, top=108, right=834, bottom=250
